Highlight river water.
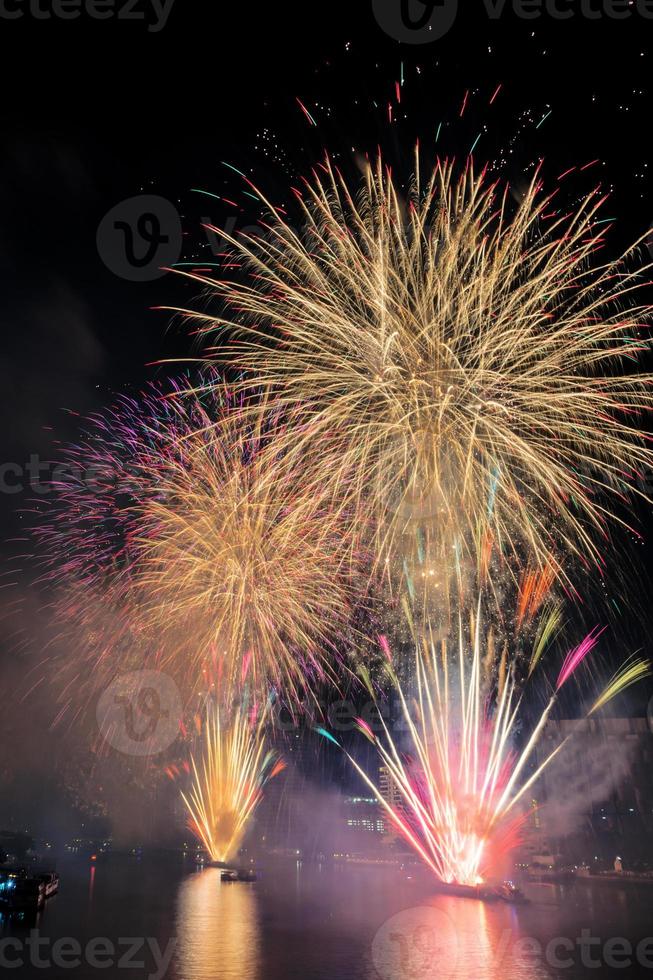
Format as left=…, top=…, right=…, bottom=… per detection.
left=2, top=855, right=653, bottom=978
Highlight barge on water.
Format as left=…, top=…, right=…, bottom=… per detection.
left=220, top=868, right=257, bottom=882
left=0, top=868, right=59, bottom=912
left=433, top=879, right=528, bottom=904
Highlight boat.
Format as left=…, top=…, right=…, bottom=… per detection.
left=433, top=880, right=483, bottom=899
left=237, top=869, right=257, bottom=882
left=0, top=868, right=59, bottom=910
left=432, top=879, right=528, bottom=904
left=491, top=880, right=529, bottom=904
left=220, top=867, right=257, bottom=882
left=0, top=871, right=20, bottom=904
left=0, top=877, right=46, bottom=910
left=37, top=872, right=60, bottom=898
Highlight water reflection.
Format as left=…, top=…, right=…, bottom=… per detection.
left=427, top=895, right=549, bottom=980
left=3, top=856, right=652, bottom=980
left=370, top=892, right=552, bottom=980
left=176, top=868, right=260, bottom=980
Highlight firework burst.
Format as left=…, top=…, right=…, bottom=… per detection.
left=181, top=700, right=284, bottom=864
left=30, top=383, right=195, bottom=707
left=130, top=395, right=358, bottom=702
left=33, top=380, right=358, bottom=706
left=320, top=597, right=649, bottom=886
left=176, top=153, right=653, bottom=587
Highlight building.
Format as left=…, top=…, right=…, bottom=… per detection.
left=336, top=796, right=387, bottom=858
left=377, top=763, right=412, bottom=841
left=378, top=764, right=405, bottom=814
left=343, top=796, right=385, bottom=835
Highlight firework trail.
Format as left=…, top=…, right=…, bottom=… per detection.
left=319, top=599, right=648, bottom=886
left=181, top=700, right=284, bottom=863
left=174, top=153, right=653, bottom=589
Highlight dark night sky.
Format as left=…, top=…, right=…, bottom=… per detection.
left=1, top=4, right=651, bottom=479
left=1, top=1, right=652, bottom=834
left=0, top=5, right=650, bottom=456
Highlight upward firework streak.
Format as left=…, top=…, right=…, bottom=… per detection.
left=175, top=153, right=653, bottom=583
left=181, top=701, right=284, bottom=863
left=320, top=604, right=648, bottom=886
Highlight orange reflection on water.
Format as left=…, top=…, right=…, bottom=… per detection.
left=371, top=893, right=553, bottom=980
left=426, top=895, right=551, bottom=980
left=176, top=868, right=260, bottom=980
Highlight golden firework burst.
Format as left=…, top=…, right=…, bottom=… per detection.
left=175, top=153, right=653, bottom=590
left=132, top=398, right=358, bottom=700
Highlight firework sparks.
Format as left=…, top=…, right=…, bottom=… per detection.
left=28, top=139, right=653, bottom=883
left=181, top=700, right=284, bottom=864
left=176, top=153, right=653, bottom=587
left=33, top=380, right=357, bottom=705
left=29, top=382, right=199, bottom=706
left=32, top=383, right=184, bottom=594
left=131, top=395, right=357, bottom=702
left=319, top=601, right=649, bottom=886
